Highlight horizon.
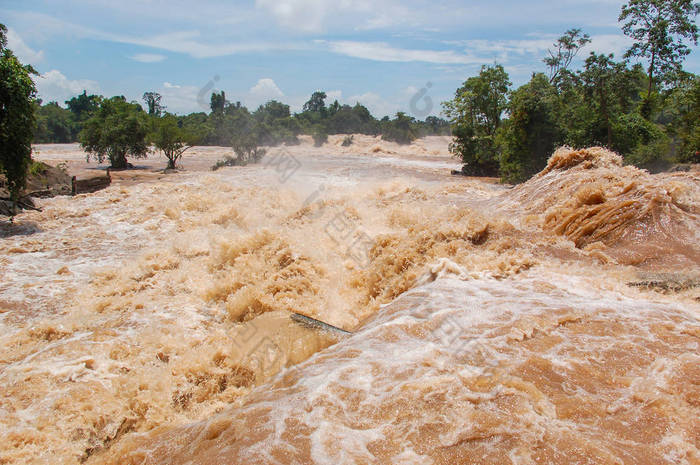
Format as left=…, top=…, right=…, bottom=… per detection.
left=4, top=0, right=699, bottom=118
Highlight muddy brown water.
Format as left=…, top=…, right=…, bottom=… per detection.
left=1, top=138, right=698, bottom=464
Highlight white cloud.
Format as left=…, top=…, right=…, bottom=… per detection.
left=584, top=34, right=634, bottom=59
left=326, top=90, right=342, bottom=103
left=109, top=30, right=306, bottom=58
left=249, top=78, right=284, bottom=99
left=36, top=70, right=100, bottom=104
left=244, top=78, right=285, bottom=109
left=130, top=53, right=166, bottom=63
left=5, top=28, right=44, bottom=64
left=325, top=41, right=482, bottom=64
left=255, top=0, right=377, bottom=33
left=156, top=81, right=204, bottom=114
left=346, top=92, right=398, bottom=119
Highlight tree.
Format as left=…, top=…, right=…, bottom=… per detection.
left=579, top=53, right=628, bottom=147
left=210, top=91, right=226, bottom=114
left=663, top=73, right=699, bottom=162
left=443, top=64, right=511, bottom=176
left=544, top=28, right=592, bottom=84
left=34, top=101, right=74, bottom=143
left=0, top=23, right=37, bottom=215
left=303, top=91, right=327, bottom=115
left=142, top=91, right=165, bottom=116
left=150, top=114, right=199, bottom=169
left=65, top=90, right=101, bottom=121
left=79, top=97, right=149, bottom=169
left=498, top=73, right=562, bottom=183
left=381, top=112, right=416, bottom=145
left=619, top=0, right=700, bottom=103
left=230, top=128, right=266, bottom=165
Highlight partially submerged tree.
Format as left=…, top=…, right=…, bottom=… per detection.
left=80, top=97, right=149, bottom=169
left=0, top=23, right=37, bottom=216
left=150, top=114, right=199, bottom=169
left=443, top=64, right=511, bottom=175
left=619, top=0, right=700, bottom=103
left=231, top=126, right=266, bottom=165
left=381, top=112, right=417, bottom=145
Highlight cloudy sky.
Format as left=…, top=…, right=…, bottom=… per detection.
left=3, top=0, right=698, bottom=117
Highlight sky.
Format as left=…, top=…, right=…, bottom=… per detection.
left=3, top=0, right=698, bottom=118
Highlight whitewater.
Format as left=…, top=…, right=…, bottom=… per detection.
left=0, top=135, right=698, bottom=464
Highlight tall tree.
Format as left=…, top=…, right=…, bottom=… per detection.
left=498, top=74, right=562, bottom=183
left=619, top=0, right=700, bottom=102
left=210, top=91, right=226, bottom=114
left=580, top=53, right=627, bottom=147
left=303, top=91, right=327, bottom=114
left=65, top=90, right=101, bottom=121
left=544, top=28, right=592, bottom=84
left=0, top=23, right=37, bottom=215
left=443, top=64, right=511, bottom=175
left=142, top=91, right=165, bottom=116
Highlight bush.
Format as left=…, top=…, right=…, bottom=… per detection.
left=313, top=128, right=328, bottom=147
left=624, top=134, right=673, bottom=172
left=341, top=135, right=354, bottom=146
left=227, top=129, right=266, bottom=167
left=381, top=112, right=416, bottom=145
left=211, top=155, right=244, bottom=171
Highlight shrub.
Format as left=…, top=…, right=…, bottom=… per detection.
left=341, top=135, right=354, bottom=146
left=313, top=128, right=328, bottom=147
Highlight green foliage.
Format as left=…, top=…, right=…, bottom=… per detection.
left=579, top=53, right=643, bottom=149
left=149, top=114, right=199, bottom=169
left=443, top=64, right=511, bottom=176
left=498, top=74, right=562, bottom=183
left=253, top=100, right=301, bottom=145
left=381, top=112, right=417, bottom=145
left=28, top=160, right=46, bottom=177
left=211, top=122, right=266, bottom=170
left=0, top=23, right=37, bottom=213
left=210, top=91, right=226, bottom=114
left=325, top=103, right=378, bottom=135
left=143, top=92, right=165, bottom=116
left=619, top=0, right=700, bottom=101
left=624, top=130, right=673, bottom=171
left=34, top=101, right=74, bottom=143
left=79, top=97, right=149, bottom=169
left=230, top=128, right=266, bottom=165
left=65, top=90, right=101, bottom=122
left=303, top=91, right=327, bottom=115
left=663, top=74, right=700, bottom=162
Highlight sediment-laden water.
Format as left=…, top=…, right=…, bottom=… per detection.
left=1, top=137, right=698, bottom=464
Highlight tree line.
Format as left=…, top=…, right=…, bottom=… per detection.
left=444, top=0, right=699, bottom=182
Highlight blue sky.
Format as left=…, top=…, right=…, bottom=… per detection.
left=3, top=0, right=698, bottom=117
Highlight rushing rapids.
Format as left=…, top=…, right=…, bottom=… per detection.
left=0, top=138, right=698, bottom=464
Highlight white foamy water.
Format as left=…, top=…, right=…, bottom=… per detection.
left=1, top=140, right=698, bottom=464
